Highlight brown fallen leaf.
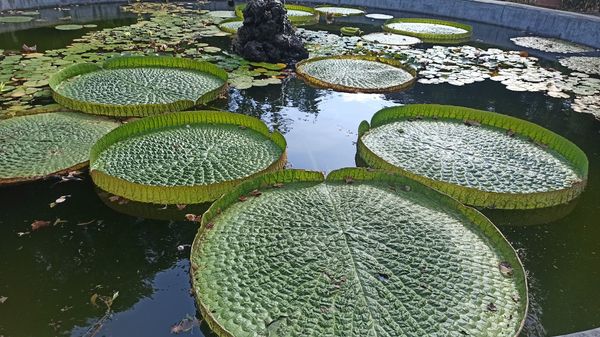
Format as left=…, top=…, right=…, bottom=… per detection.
left=185, top=214, right=201, bottom=222
left=31, top=220, right=51, bottom=231
left=21, top=44, right=37, bottom=53
left=238, top=195, right=248, bottom=202
left=249, top=189, right=262, bottom=197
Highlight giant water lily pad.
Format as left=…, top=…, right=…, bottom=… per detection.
left=235, top=4, right=318, bottom=25
left=191, top=168, right=528, bottom=337
left=362, top=32, right=422, bottom=46
left=358, top=105, right=588, bottom=209
left=218, top=18, right=243, bottom=34
left=383, top=18, right=472, bottom=43
left=0, top=112, right=119, bottom=185
left=0, top=16, right=34, bottom=23
left=559, top=56, right=600, bottom=76
left=315, top=6, right=364, bottom=16
left=510, top=36, right=593, bottom=54
left=90, top=111, right=287, bottom=204
left=49, top=56, right=228, bottom=117
left=296, top=55, right=416, bottom=93
left=55, top=24, right=84, bottom=31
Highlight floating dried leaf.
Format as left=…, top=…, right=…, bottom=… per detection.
left=31, top=220, right=50, bottom=231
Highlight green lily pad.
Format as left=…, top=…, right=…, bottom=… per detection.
left=510, top=36, right=593, bottom=54
left=383, top=18, right=472, bottom=43
left=55, top=24, right=84, bottom=30
left=49, top=56, right=228, bottom=117
left=358, top=105, right=588, bottom=209
left=90, top=111, right=287, bottom=204
left=191, top=168, right=528, bottom=337
left=296, top=55, right=416, bottom=93
left=235, top=4, right=318, bottom=25
left=208, top=10, right=237, bottom=19
left=249, top=62, right=287, bottom=70
left=559, top=56, right=600, bottom=76
left=218, top=18, right=243, bottom=34
left=0, top=112, right=120, bottom=185
left=362, top=32, right=422, bottom=46
left=0, top=16, right=34, bottom=23
left=315, top=6, right=365, bottom=16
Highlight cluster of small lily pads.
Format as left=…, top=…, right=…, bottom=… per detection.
left=296, top=27, right=600, bottom=119
left=0, top=2, right=286, bottom=118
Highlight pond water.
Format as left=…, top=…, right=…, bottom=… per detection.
left=0, top=2, right=599, bottom=337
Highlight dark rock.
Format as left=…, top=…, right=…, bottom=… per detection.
left=232, top=0, right=308, bottom=64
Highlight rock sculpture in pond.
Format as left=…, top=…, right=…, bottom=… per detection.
left=232, top=0, right=308, bottom=63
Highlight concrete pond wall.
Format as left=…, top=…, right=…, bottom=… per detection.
left=2, top=0, right=599, bottom=47
left=305, top=0, right=600, bottom=48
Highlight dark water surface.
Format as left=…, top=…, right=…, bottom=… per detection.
left=0, top=2, right=599, bottom=337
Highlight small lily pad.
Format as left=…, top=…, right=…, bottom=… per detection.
left=55, top=24, right=84, bottom=31
left=0, top=16, right=34, bottom=23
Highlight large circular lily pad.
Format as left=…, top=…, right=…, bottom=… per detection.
left=559, top=56, right=600, bottom=76
left=362, top=32, right=422, bottom=46
left=218, top=18, right=243, bottom=34
left=358, top=104, right=588, bottom=209
left=0, top=112, right=120, bottom=185
left=510, top=36, right=593, bottom=54
left=383, top=18, right=472, bottom=43
left=315, top=6, right=365, bottom=16
left=296, top=55, right=416, bottom=93
left=90, top=111, right=287, bottom=204
left=235, top=4, right=318, bottom=25
left=191, top=168, right=528, bottom=337
left=0, top=16, right=34, bottom=23
left=49, top=56, right=228, bottom=117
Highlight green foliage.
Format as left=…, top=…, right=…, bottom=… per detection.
left=383, top=18, right=472, bottom=43
left=89, top=111, right=287, bottom=204
left=192, top=168, right=528, bottom=337
left=0, top=112, right=120, bottom=185
left=49, top=56, right=228, bottom=117
left=340, top=26, right=363, bottom=36
left=358, top=104, right=588, bottom=209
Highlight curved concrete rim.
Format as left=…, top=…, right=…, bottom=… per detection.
left=305, top=0, right=600, bottom=49
left=1, top=0, right=599, bottom=48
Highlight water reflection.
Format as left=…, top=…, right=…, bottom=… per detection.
left=0, top=179, right=200, bottom=337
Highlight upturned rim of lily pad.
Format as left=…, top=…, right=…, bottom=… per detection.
left=295, top=55, right=417, bottom=93
left=314, top=5, right=366, bottom=17
left=383, top=18, right=473, bottom=43
left=49, top=56, right=229, bottom=117
left=235, top=3, right=319, bottom=25
left=191, top=167, right=529, bottom=337
left=217, top=17, right=243, bottom=34
left=89, top=110, right=287, bottom=204
left=357, top=104, right=589, bottom=209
